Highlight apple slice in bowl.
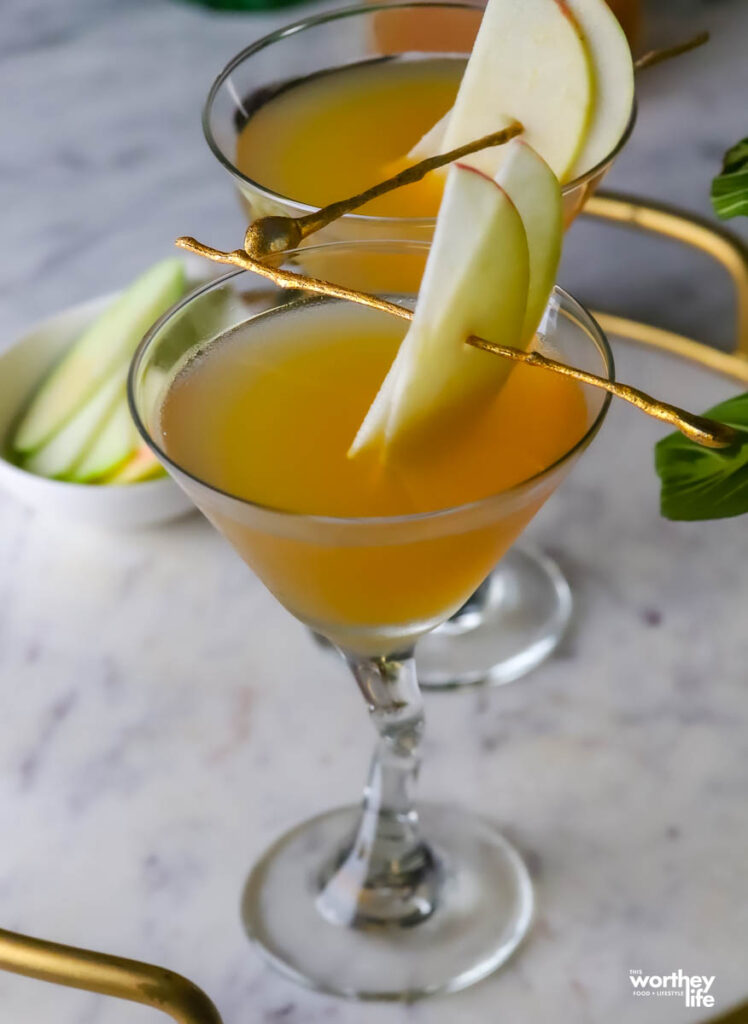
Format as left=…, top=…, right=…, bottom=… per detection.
left=0, top=269, right=196, bottom=528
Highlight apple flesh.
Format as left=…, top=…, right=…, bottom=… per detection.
left=407, top=0, right=633, bottom=184
left=495, top=140, right=562, bottom=342
left=68, top=391, right=135, bottom=483
left=425, top=0, right=594, bottom=181
left=564, top=0, right=634, bottom=179
left=105, top=444, right=165, bottom=485
left=350, top=163, right=529, bottom=458
left=14, top=259, right=185, bottom=454
left=22, top=372, right=125, bottom=479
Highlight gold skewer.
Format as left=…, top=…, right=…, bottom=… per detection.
left=242, top=122, right=523, bottom=259
left=176, top=235, right=740, bottom=450
left=466, top=336, right=737, bottom=449
left=634, top=31, right=710, bottom=72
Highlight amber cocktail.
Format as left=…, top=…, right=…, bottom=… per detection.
left=202, top=2, right=634, bottom=687
left=129, top=241, right=613, bottom=999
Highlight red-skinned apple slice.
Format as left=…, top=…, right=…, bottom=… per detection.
left=349, top=163, right=529, bottom=458
left=413, top=0, right=594, bottom=181
left=408, top=0, right=633, bottom=185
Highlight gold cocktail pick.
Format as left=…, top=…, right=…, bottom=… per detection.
left=176, top=235, right=739, bottom=450
left=242, top=122, right=523, bottom=259
left=634, top=31, right=710, bottom=72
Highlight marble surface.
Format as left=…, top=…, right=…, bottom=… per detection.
left=2, top=1, right=748, bottom=1022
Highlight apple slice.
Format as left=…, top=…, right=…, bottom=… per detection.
left=407, top=109, right=449, bottom=164
left=106, top=445, right=165, bottom=485
left=418, top=0, right=594, bottom=181
left=564, top=0, right=634, bottom=179
left=349, top=163, right=529, bottom=458
left=67, top=391, right=136, bottom=483
left=22, top=370, right=125, bottom=479
left=14, top=259, right=185, bottom=454
left=496, top=141, right=562, bottom=342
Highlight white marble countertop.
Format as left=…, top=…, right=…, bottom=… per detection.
left=2, top=2, right=748, bottom=1022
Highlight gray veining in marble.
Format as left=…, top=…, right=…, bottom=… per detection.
left=1, top=1, right=748, bottom=1022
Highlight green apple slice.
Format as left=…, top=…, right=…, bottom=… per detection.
left=106, top=445, right=165, bottom=485
left=67, top=391, right=136, bottom=483
left=14, top=258, right=185, bottom=454
left=22, top=370, right=125, bottom=479
left=496, top=140, right=562, bottom=341
left=428, top=0, right=594, bottom=181
left=564, top=0, right=634, bottom=179
left=349, top=163, right=529, bottom=458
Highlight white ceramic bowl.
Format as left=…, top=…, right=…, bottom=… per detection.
left=0, top=291, right=194, bottom=529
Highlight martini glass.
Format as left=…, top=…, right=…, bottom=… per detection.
left=129, top=240, right=613, bottom=999
left=203, top=1, right=634, bottom=690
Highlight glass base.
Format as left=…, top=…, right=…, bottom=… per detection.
left=241, top=802, right=533, bottom=1002
left=417, top=546, right=572, bottom=690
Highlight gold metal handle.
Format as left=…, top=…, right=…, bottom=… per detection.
left=0, top=928, right=223, bottom=1024
left=584, top=191, right=748, bottom=359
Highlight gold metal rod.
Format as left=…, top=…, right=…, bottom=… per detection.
left=592, top=311, right=748, bottom=384
left=584, top=191, right=748, bottom=355
left=176, top=236, right=739, bottom=450
left=0, top=928, right=222, bottom=1024
left=634, top=31, right=710, bottom=72
left=243, top=123, right=523, bottom=259
left=465, top=335, right=738, bottom=449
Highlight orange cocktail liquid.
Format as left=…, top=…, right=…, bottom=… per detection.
left=235, top=56, right=464, bottom=219
left=160, top=303, right=588, bottom=644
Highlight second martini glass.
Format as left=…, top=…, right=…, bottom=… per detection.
left=203, top=1, right=635, bottom=689
left=129, top=240, right=613, bottom=999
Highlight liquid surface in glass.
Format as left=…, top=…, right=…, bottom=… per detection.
left=235, top=57, right=464, bottom=218
left=158, top=301, right=588, bottom=639
left=160, top=302, right=587, bottom=518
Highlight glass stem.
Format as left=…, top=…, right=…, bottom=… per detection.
left=316, top=648, right=441, bottom=928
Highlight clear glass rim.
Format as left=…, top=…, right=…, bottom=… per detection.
left=129, top=241, right=614, bottom=529
left=202, top=0, right=638, bottom=224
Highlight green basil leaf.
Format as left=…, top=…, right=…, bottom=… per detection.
left=711, top=137, right=748, bottom=220
left=655, top=391, right=748, bottom=520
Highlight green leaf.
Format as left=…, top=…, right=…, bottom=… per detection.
left=655, top=392, right=748, bottom=520
left=711, top=137, right=748, bottom=220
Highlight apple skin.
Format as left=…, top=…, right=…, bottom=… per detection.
left=68, top=392, right=137, bottom=483
left=350, top=163, right=529, bottom=459
left=14, top=259, right=185, bottom=454
left=106, top=445, right=165, bottom=485
left=564, top=0, right=635, bottom=179
left=22, top=373, right=125, bottom=479
left=407, top=0, right=633, bottom=185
